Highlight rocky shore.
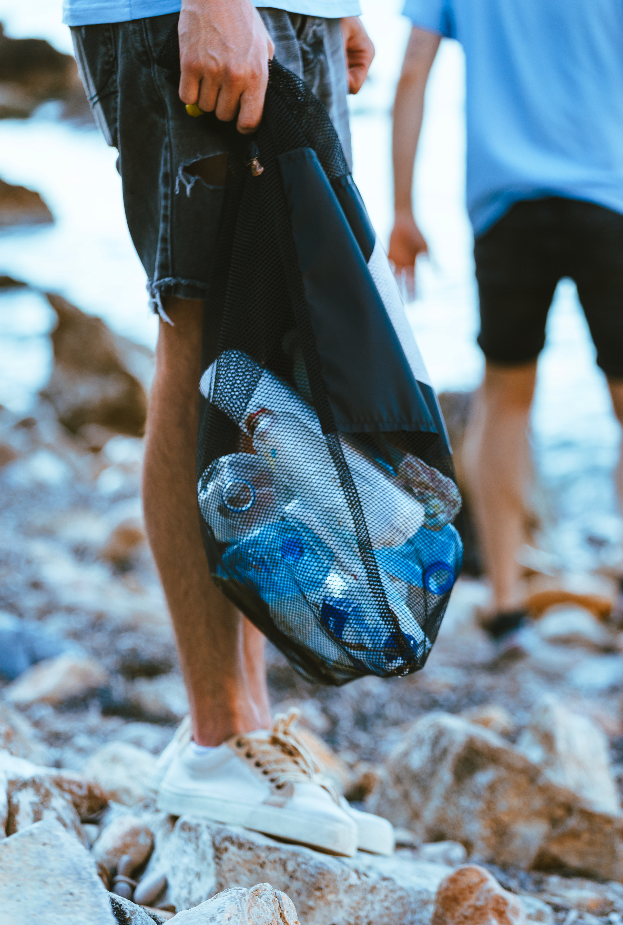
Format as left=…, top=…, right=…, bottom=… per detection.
left=3, top=28, right=623, bottom=923
left=1, top=287, right=623, bottom=924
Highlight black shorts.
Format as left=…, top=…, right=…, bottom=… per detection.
left=474, top=197, right=623, bottom=378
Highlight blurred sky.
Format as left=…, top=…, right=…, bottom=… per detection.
left=0, top=0, right=621, bottom=567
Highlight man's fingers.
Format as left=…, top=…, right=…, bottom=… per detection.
left=179, top=68, right=201, bottom=107
left=347, top=62, right=368, bottom=94
left=237, top=84, right=266, bottom=133
left=195, top=76, right=218, bottom=114
left=210, top=70, right=248, bottom=122
left=177, top=2, right=272, bottom=131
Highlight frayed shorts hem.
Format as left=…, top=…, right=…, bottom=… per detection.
left=147, top=277, right=210, bottom=324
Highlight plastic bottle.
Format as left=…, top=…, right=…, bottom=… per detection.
left=375, top=522, right=463, bottom=597
left=220, top=519, right=351, bottom=666
left=197, top=453, right=280, bottom=543
left=247, top=408, right=425, bottom=548
left=319, top=567, right=428, bottom=672
left=201, top=352, right=433, bottom=544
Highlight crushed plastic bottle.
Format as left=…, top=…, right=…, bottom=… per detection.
left=220, top=519, right=351, bottom=665
left=375, top=522, right=463, bottom=598
left=200, top=350, right=456, bottom=533
left=198, top=453, right=281, bottom=543
left=247, top=408, right=425, bottom=548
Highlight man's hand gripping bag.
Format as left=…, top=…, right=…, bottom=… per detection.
left=197, top=62, right=462, bottom=685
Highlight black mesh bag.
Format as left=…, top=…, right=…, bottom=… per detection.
left=196, top=61, right=463, bottom=686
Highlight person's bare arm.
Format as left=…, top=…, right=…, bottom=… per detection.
left=178, top=0, right=274, bottom=134
left=341, top=17, right=375, bottom=94
left=388, top=27, right=441, bottom=294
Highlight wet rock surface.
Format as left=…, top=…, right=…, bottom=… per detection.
left=0, top=176, right=54, bottom=227
left=0, top=22, right=89, bottom=120
left=43, top=293, right=153, bottom=438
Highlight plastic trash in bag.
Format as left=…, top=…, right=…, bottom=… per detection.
left=194, top=61, right=463, bottom=685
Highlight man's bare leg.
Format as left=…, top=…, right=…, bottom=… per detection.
left=463, top=360, right=538, bottom=612
left=607, top=378, right=623, bottom=510
left=142, top=297, right=271, bottom=746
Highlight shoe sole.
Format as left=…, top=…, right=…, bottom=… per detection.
left=355, top=822, right=395, bottom=856
left=156, top=788, right=358, bottom=857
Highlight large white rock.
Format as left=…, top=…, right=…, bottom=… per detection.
left=0, top=819, right=116, bottom=924
left=169, top=883, right=300, bottom=925
left=83, top=742, right=156, bottom=807
left=166, top=817, right=217, bottom=912
left=5, top=772, right=87, bottom=844
left=536, top=605, right=613, bottom=650
left=516, top=696, right=620, bottom=814
left=0, top=700, right=49, bottom=763
left=0, top=748, right=108, bottom=820
left=365, top=712, right=623, bottom=881
left=6, top=653, right=108, bottom=707
left=148, top=816, right=452, bottom=924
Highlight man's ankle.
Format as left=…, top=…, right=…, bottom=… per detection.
left=192, top=712, right=271, bottom=747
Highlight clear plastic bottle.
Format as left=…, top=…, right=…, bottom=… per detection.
left=202, top=352, right=438, bottom=541
left=247, top=408, right=425, bottom=549
left=197, top=453, right=280, bottom=543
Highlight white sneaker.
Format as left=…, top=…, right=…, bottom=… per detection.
left=342, top=800, right=394, bottom=856
left=157, top=711, right=358, bottom=856
left=151, top=714, right=191, bottom=790
left=155, top=711, right=394, bottom=856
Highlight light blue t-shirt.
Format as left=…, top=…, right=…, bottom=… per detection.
left=63, top=0, right=361, bottom=27
left=403, top=0, right=623, bottom=236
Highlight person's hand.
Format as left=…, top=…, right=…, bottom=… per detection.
left=178, top=0, right=274, bottom=134
left=341, top=17, right=375, bottom=94
left=388, top=211, right=428, bottom=300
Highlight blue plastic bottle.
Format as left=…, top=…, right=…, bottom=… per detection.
left=220, top=520, right=356, bottom=665
left=375, top=522, right=463, bottom=597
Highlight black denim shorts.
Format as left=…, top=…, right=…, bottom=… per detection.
left=474, top=196, right=623, bottom=377
left=71, top=11, right=351, bottom=320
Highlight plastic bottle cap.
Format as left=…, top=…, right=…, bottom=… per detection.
left=423, top=561, right=454, bottom=595
left=246, top=407, right=271, bottom=435
left=222, top=479, right=256, bottom=512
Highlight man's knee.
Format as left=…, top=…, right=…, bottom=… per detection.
left=607, top=377, right=623, bottom=425
left=481, top=359, right=537, bottom=412
left=154, top=298, right=204, bottom=392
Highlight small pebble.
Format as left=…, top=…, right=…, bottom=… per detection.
left=133, top=871, right=168, bottom=907
left=112, top=879, right=134, bottom=900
